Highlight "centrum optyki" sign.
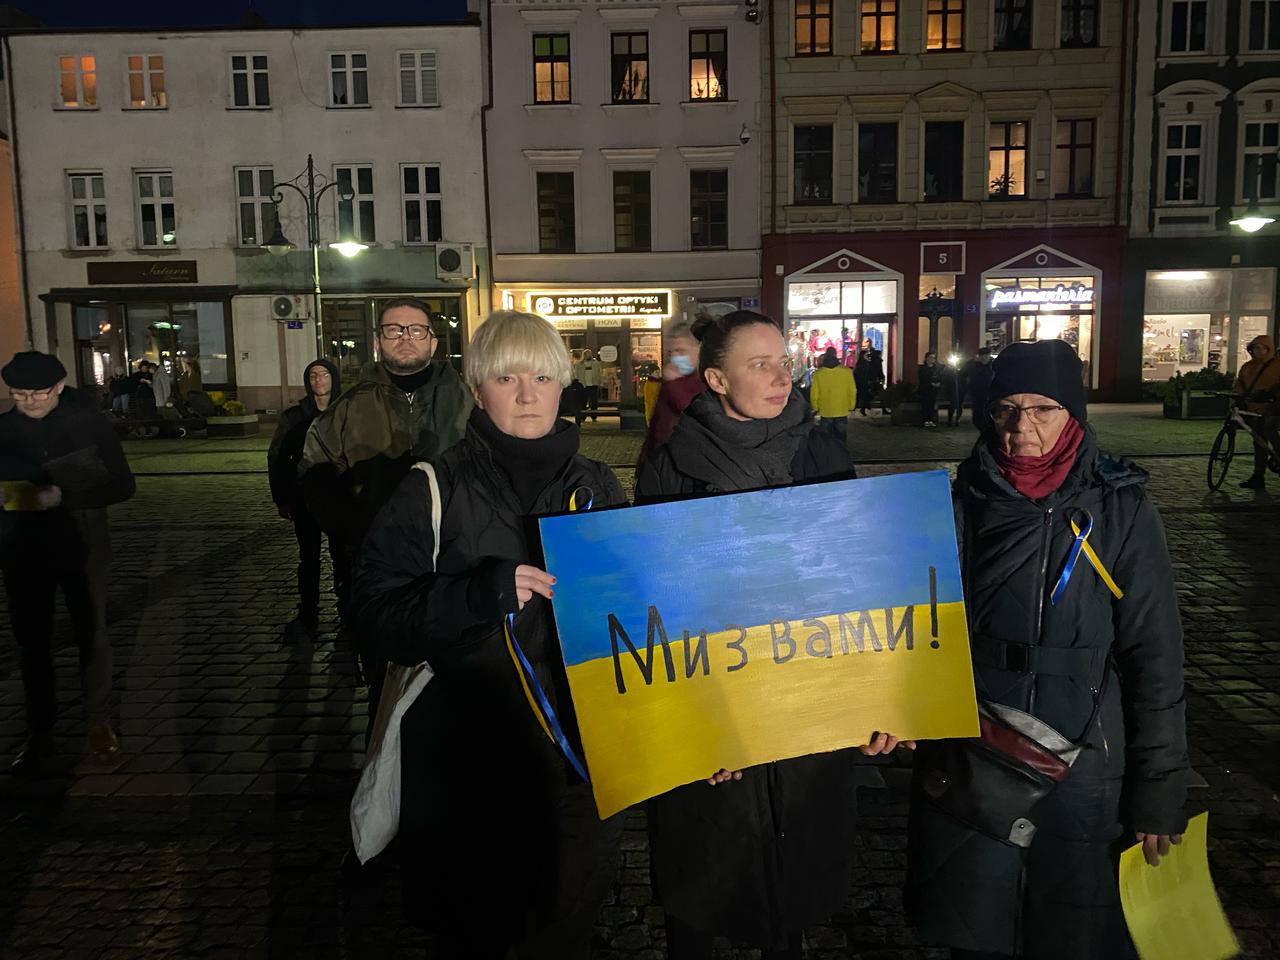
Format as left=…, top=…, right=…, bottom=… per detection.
left=527, top=289, right=674, bottom=320
left=989, top=283, right=1094, bottom=310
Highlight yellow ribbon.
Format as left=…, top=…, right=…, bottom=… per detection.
left=1070, top=516, right=1125, bottom=600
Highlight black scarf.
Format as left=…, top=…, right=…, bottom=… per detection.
left=470, top=408, right=580, bottom=513
left=665, top=389, right=814, bottom=492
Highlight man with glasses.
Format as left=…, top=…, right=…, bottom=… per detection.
left=0, top=351, right=135, bottom=775
left=298, top=298, right=471, bottom=682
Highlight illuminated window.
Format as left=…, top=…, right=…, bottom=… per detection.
left=126, top=54, right=165, bottom=108
left=533, top=34, right=571, bottom=104
left=611, top=33, right=649, bottom=103
left=689, top=30, right=727, bottom=100
left=989, top=121, right=1028, bottom=198
left=861, top=0, right=897, bottom=52
left=59, top=54, right=97, bottom=108
left=796, top=0, right=833, bottom=55
left=926, top=0, right=964, bottom=50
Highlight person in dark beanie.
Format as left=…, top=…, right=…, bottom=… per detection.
left=268, top=358, right=342, bottom=643
left=906, top=338, right=1188, bottom=960
left=0, top=351, right=135, bottom=775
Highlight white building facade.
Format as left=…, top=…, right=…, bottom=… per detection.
left=7, top=21, right=485, bottom=412
left=486, top=0, right=762, bottom=407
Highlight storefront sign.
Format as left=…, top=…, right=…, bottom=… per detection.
left=989, top=283, right=1094, bottom=310
left=87, top=260, right=199, bottom=285
left=528, top=290, right=673, bottom=320
left=550, top=319, right=589, bottom=331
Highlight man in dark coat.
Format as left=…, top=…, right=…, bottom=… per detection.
left=853, top=338, right=884, bottom=416
left=267, top=358, right=341, bottom=642
left=0, top=351, right=135, bottom=774
left=906, top=339, right=1188, bottom=960
left=961, top=347, right=996, bottom=428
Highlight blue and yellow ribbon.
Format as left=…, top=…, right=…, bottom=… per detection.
left=1051, top=509, right=1125, bottom=605
left=503, top=486, right=595, bottom=782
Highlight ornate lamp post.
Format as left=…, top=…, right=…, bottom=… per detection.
left=262, top=154, right=367, bottom=355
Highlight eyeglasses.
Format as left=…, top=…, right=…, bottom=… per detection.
left=988, top=402, right=1067, bottom=425
left=379, top=324, right=434, bottom=341
left=10, top=388, right=55, bottom=402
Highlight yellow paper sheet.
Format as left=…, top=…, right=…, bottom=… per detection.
left=0, top=481, right=40, bottom=512
left=1119, top=811, right=1239, bottom=960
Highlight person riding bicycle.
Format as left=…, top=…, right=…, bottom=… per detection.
left=1233, top=334, right=1280, bottom=490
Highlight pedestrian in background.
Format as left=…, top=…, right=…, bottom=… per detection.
left=573, top=348, right=603, bottom=421
left=907, top=339, right=1188, bottom=960
left=962, top=347, right=996, bottom=429
left=809, top=345, right=856, bottom=445
left=0, top=351, right=135, bottom=775
left=268, top=358, right=342, bottom=643
left=918, top=352, right=943, bottom=427
left=353, top=311, right=624, bottom=959
left=941, top=357, right=962, bottom=427
left=854, top=337, right=885, bottom=416
left=1232, top=334, right=1280, bottom=490
left=637, top=320, right=704, bottom=470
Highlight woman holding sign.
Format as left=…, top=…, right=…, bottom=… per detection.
left=906, top=339, right=1188, bottom=960
left=352, top=311, right=626, bottom=959
left=636, top=310, right=907, bottom=959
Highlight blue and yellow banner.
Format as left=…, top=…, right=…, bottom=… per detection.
left=539, top=470, right=979, bottom=818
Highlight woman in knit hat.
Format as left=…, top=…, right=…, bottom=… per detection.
left=905, top=339, right=1188, bottom=960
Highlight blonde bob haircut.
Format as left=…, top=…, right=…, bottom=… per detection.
left=465, top=310, right=573, bottom=388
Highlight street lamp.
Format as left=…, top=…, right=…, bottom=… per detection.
left=1229, top=148, right=1278, bottom=233
left=262, top=154, right=369, bottom=354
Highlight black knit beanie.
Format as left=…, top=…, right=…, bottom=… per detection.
left=988, top=340, right=1087, bottom=423
left=2, top=351, right=67, bottom=390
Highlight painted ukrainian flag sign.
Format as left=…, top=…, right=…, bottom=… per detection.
left=539, top=469, right=979, bottom=819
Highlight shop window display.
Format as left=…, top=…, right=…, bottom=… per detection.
left=984, top=275, right=1095, bottom=380
left=787, top=278, right=898, bottom=380
left=1142, top=269, right=1275, bottom=380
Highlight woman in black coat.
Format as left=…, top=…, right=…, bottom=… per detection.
left=352, top=310, right=626, bottom=960
left=906, top=339, right=1188, bottom=960
left=636, top=310, right=912, bottom=960
left=853, top=338, right=884, bottom=416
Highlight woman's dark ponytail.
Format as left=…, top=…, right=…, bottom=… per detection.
left=691, top=309, right=782, bottom=373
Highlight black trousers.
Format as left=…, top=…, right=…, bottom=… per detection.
left=665, top=914, right=803, bottom=960
left=3, top=509, right=113, bottom=736
left=583, top=386, right=600, bottom=419
left=971, top=392, right=990, bottom=428
left=920, top=388, right=939, bottom=424
left=290, top=504, right=343, bottom=630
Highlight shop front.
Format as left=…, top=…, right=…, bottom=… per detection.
left=763, top=228, right=1126, bottom=395
left=319, top=293, right=468, bottom=384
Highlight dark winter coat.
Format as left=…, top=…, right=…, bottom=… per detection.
left=298, top=359, right=471, bottom=545
left=351, top=416, right=626, bottom=937
left=853, top=348, right=885, bottom=390
left=906, top=426, right=1188, bottom=959
left=634, top=391, right=861, bottom=949
left=266, top=359, right=340, bottom=509
left=0, top=388, right=135, bottom=564
left=962, top=357, right=996, bottom=401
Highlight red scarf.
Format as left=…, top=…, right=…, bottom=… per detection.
left=993, top=418, right=1085, bottom=500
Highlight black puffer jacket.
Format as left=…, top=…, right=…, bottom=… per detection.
left=634, top=392, right=861, bottom=949
left=351, top=416, right=625, bottom=933
left=906, top=426, right=1188, bottom=959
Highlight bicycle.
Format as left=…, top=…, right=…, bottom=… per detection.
left=1206, top=392, right=1280, bottom=491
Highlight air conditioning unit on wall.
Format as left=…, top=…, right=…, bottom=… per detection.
left=272, top=295, right=305, bottom=320
left=436, top=242, right=475, bottom=280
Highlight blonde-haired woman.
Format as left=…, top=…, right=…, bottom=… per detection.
left=353, top=311, right=626, bottom=959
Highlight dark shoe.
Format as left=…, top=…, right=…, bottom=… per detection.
left=284, top=617, right=316, bottom=643
left=1240, top=475, right=1266, bottom=490
left=10, top=735, right=56, bottom=776
left=87, top=721, right=120, bottom=758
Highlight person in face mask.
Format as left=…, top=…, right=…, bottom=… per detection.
left=636, top=320, right=705, bottom=470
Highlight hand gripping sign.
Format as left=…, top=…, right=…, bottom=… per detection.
left=538, top=470, right=980, bottom=818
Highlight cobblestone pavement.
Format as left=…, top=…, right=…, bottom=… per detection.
left=1, top=421, right=1278, bottom=958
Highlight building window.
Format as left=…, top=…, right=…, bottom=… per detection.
left=861, top=0, right=898, bottom=52
left=1243, top=121, right=1280, bottom=201
left=126, top=54, right=166, bottom=108
left=794, top=125, right=834, bottom=204
left=402, top=165, right=443, bottom=243
left=859, top=122, right=898, bottom=202
left=335, top=165, right=376, bottom=241
left=1054, top=119, right=1095, bottom=197
left=993, top=0, right=1032, bottom=50
left=926, top=0, right=964, bottom=49
left=136, top=171, right=176, bottom=247
left=236, top=167, right=276, bottom=247
left=59, top=55, right=96, bottom=108
left=924, top=122, right=964, bottom=200
left=68, top=172, right=108, bottom=249
left=1247, top=0, right=1280, bottom=48
left=230, top=54, right=270, bottom=107
left=330, top=52, right=369, bottom=106
left=611, top=33, right=649, bottom=102
left=1169, top=0, right=1208, bottom=51
left=989, top=121, right=1028, bottom=198
left=796, top=0, right=833, bottom=55
left=536, top=171, right=575, bottom=253
left=398, top=51, right=438, bottom=106
left=1061, top=0, right=1099, bottom=47
left=533, top=34, right=572, bottom=104
left=1162, top=124, right=1202, bottom=203
left=689, top=30, right=728, bottom=100
left=613, top=171, right=652, bottom=252
left=690, top=169, right=728, bottom=249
